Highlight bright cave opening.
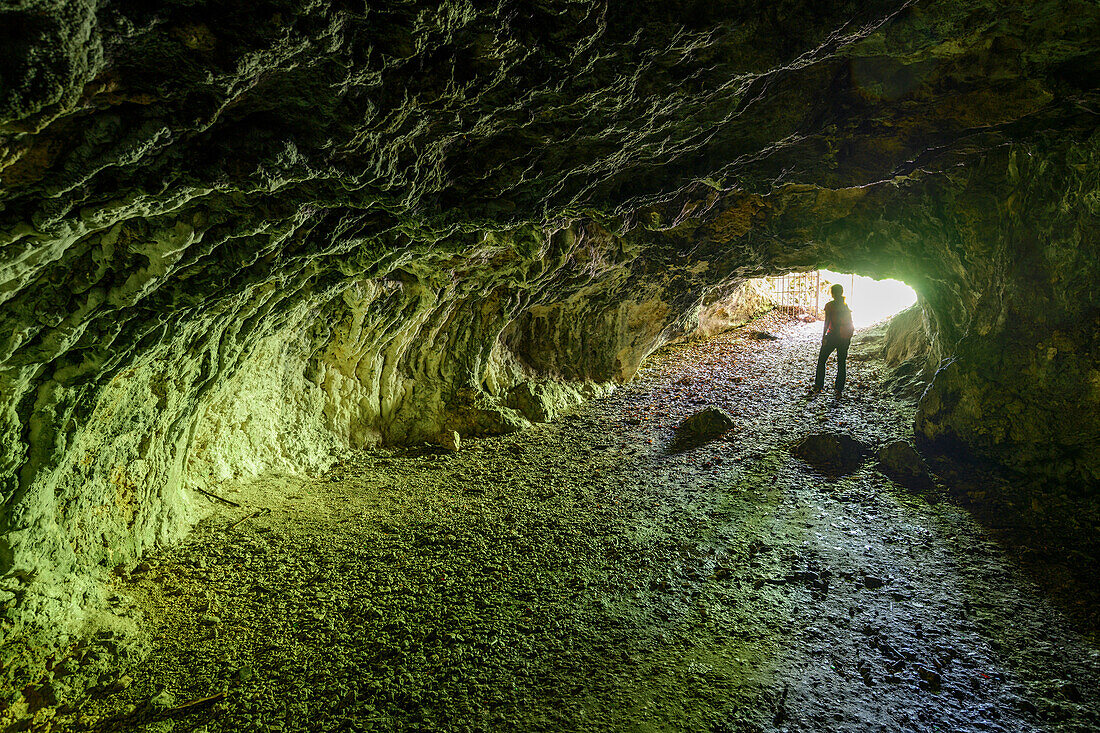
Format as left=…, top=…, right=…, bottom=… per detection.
left=820, top=270, right=918, bottom=328
left=763, top=270, right=918, bottom=329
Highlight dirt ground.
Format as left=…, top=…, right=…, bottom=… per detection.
left=63, top=313, right=1100, bottom=732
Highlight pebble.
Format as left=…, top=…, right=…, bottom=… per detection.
left=441, top=431, right=461, bottom=451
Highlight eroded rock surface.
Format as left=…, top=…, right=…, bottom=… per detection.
left=1, top=0, right=1099, bottom=706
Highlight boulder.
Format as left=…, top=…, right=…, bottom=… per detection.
left=791, top=433, right=869, bottom=476
left=505, top=382, right=555, bottom=423
left=877, top=440, right=932, bottom=489
left=676, top=407, right=735, bottom=442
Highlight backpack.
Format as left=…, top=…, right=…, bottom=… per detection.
left=831, top=301, right=854, bottom=339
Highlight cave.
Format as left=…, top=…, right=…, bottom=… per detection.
left=2, top=0, right=1099, bottom=730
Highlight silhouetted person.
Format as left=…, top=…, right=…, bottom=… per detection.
left=814, top=283, right=854, bottom=395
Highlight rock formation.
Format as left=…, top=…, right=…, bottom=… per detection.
left=1, top=0, right=1098, bottom=696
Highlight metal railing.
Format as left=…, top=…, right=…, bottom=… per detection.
left=766, top=271, right=854, bottom=319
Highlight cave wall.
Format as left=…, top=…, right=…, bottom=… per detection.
left=1, top=0, right=1099, bottom=701
left=914, top=139, right=1100, bottom=484
left=689, top=277, right=777, bottom=340
left=881, top=304, right=934, bottom=370
left=0, top=206, right=756, bottom=691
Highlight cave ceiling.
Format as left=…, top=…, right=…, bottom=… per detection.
left=2, top=1, right=1095, bottom=239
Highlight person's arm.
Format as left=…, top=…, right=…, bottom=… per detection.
left=822, top=302, right=833, bottom=337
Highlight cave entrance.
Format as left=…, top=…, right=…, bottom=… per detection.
left=822, top=270, right=917, bottom=328
left=765, top=270, right=917, bottom=328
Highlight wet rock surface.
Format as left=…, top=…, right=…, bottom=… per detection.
left=43, top=317, right=1100, bottom=733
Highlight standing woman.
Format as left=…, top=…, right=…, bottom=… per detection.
left=814, top=283, right=855, bottom=395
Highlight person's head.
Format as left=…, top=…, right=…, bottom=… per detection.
left=831, top=283, right=844, bottom=300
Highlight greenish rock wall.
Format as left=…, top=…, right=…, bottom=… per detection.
left=881, top=304, right=934, bottom=370
left=914, top=140, right=1100, bottom=484
left=0, top=0, right=1098, bottom=705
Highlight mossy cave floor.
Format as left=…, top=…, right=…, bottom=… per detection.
left=65, top=315, right=1100, bottom=732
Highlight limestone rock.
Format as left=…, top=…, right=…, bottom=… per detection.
left=877, top=440, right=933, bottom=490
left=0, top=0, right=1098, bottom=704
left=881, top=305, right=934, bottom=369
left=441, top=431, right=461, bottom=452
left=677, top=407, right=735, bottom=442
left=791, top=433, right=870, bottom=476
left=505, top=383, right=557, bottom=424
left=690, top=279, right=777, bottom=338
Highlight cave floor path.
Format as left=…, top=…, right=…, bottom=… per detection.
left=95, top=314, right=1100, bottom=733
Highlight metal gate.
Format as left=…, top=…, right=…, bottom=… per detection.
left=768, top=271, right=854, bottom=319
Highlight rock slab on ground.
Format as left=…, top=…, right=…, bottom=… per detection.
left=676, top=407, right=735, bottom=441
left=877, top=440, right=933, bottom=489
left=791, top=432, right=870, bottom=476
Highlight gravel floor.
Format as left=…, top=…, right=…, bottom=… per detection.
left=62, top=314, right=1100, bottom=732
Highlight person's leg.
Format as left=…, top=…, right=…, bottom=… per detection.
left=815, top=338, right=836, bottom=391
left=835, top=338, right=850, bottom=393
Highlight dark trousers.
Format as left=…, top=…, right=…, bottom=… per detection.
left=815, top=334, right=851, bottom=393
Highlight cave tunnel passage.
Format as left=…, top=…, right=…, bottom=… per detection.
left=4, top=0, right=1100, bottom=724
left=56, top=308, right=1100, bottom=732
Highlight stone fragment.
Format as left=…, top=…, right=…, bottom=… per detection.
left=150, top=690, right=175, bottom=711
left=790, top=433, right=869, bottom=475
left=857, top=659, right=876, bottom=686
left=915, top=664, right=942, bottom=691
left=107, top=675, right=133, bottom=693
left=877, top=440, right=932, bottom=489
left=676, top=407, right=735, bottom=441
left=862, top=575, right=886, bottom=589
left=441, top=431, right=461, bottom=452
left=1058, top=681, right=1082, bottom=702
